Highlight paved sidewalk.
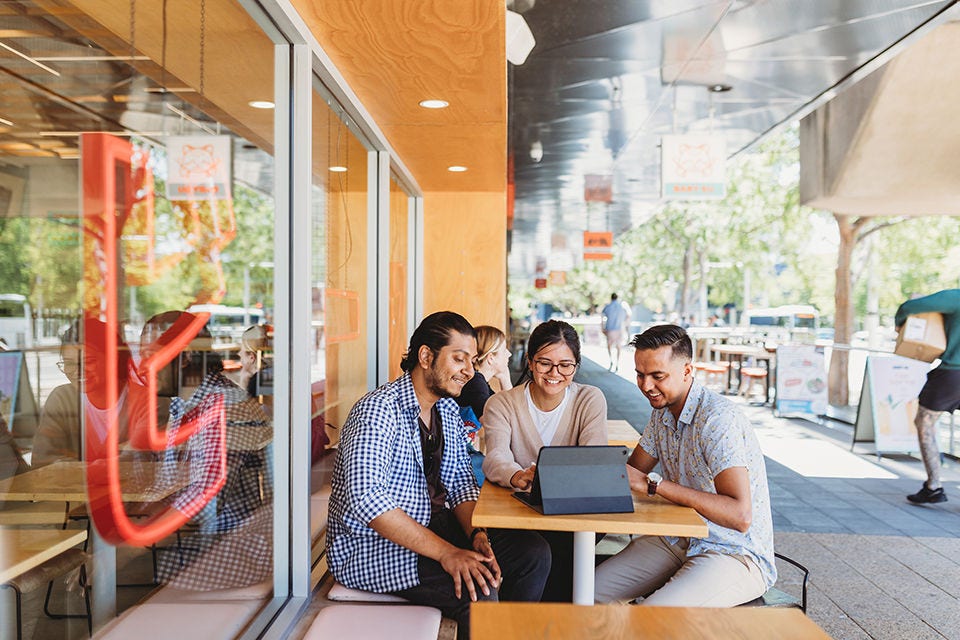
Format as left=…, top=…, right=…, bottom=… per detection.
left=576, top=344, right=960, bottom=640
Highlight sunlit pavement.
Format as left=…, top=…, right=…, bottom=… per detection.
left=576, top=342, right=960, bottom=640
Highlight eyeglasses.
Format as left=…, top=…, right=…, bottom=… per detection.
left=533, top=359, right=577, bottom=376
left=57, top=360, right=80, bottom=372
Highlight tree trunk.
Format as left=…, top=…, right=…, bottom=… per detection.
left=829, top=214, right=856, bottom=406
left=678, top=243, right=692, bottom=319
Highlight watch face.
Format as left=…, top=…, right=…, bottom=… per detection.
left=648, top=472, right=662, bottom=484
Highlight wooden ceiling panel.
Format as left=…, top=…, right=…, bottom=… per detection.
left=293, top=0, right=506, bottom=193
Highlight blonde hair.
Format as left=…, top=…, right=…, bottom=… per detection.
left=474, top=325, right=506, bottom=366
left=241, top=324, right=272, bottom=353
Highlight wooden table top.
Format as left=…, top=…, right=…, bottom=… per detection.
left=0, top=461, right=189, bottom=502
left=0, top=527, right=88, bottom=584
left=472, top=482, right=707, bottom=537
left=471, top=602, right=832, bottom=640
left=711, top=344, right=773, bottom=358
left=606, top=420, right=640, bottom=448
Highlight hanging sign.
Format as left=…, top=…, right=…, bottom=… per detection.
left=584, top=174, right=613, bottom=203
left=166, top=135, right=232, bottom=201
left=661, top=134, right=726, bottom=199
left=853, top=355, right=930, bottom=453
left=583, top=231, right=613, bottom=260
left=534, top=278, right=548, bottom=289
left=548, top=270, right=566, bottom=286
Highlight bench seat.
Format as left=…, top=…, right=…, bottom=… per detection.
left=327, top=581, right=409, bottom=603
left=303, top=604, right=440, bottom=640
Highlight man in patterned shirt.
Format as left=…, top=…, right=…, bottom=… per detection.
left=595, top=324, right=776, bottom=606
left=327, top=311, right=550, bottom=639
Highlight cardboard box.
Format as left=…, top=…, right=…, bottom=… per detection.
left=895, top=312, right=945, bottom=362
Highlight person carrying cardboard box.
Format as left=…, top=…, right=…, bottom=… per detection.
left=894, top=289, right=960, bottom=504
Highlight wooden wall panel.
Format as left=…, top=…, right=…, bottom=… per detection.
left=422, top=191, right=506, bottom=331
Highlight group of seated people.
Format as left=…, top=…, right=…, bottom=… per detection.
left=3, top=311, right=276, bottom=589
left=326, top=311, right=776, bottom=640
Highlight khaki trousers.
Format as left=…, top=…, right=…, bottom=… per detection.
left=594, top=536, right=766, bottom=607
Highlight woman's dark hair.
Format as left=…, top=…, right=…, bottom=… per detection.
left=400, top=311, right=476, bottom=372
left=631, top=324, right=692, bottom=361
left=522, top=320, right=581, bottom=380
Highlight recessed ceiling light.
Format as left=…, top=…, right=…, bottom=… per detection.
left=708, top=84, right=732, bottom=93
left=419, top=99, right=449, bottom=109
left=447, top=165, right=468, bottom=172
left=248, top=100, right=275, bottom=109
left=329, top=166, right=348, bottom=173
left=0, top=117, right=13, bottom=127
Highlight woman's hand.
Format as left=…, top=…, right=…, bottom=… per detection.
left=510, top=463, right=536, bottom=490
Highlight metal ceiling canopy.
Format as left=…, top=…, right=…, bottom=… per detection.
left=508, top=0, right=959, bottom=282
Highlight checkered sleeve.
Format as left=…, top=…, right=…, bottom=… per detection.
left=338, top=394, right=402, bottom=525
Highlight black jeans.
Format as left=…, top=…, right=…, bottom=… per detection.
left=392, top=509, right=551, bottom=640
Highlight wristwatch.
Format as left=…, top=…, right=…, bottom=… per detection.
left=647, top=472, right=662, bottom=496
left=470, top=527, right=488, bottom=542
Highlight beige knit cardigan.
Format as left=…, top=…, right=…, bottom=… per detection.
left=481, top=381, right=608, bottom=487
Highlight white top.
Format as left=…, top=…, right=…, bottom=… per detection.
left=524, top=385, right=569, bottom=449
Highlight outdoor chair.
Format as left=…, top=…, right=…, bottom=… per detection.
left=740, top=552, right=809, bottom=612
left=1, top=549, right=92, bottom=640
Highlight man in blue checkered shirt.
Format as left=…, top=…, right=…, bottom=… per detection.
left=327, top=311, right=550, bottom=639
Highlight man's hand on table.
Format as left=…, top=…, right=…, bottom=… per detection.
left=626, top=465, right=651, bottom=495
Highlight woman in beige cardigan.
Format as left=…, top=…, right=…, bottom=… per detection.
left=481, top=319, right=608, bottom=600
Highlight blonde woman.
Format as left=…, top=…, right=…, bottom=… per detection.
left=456, top=325, right=513, bottom=424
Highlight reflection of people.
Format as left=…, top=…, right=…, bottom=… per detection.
left=595, top=324, right=775, bottom=607
left=482, top=319, right=607, bottom=601
left=457, top=325, right=513, bottom=419
left=327, top=311, right=550, bottom=640
left=601, top=293, right=631, bottom=371
left=32, top=319, right=131, bottom=467
left=895, top=289, right=960, bottom=504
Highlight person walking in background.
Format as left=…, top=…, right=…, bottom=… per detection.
left=595, top=324, right=775, bottom=607
left=601, top=293, right=631, bottom=371
left=482, top=319, right=608, bottom=601
left=895, top=289, right=960, bottom=504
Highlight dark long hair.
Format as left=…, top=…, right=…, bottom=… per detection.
left=399, top=311, right=476, bottom=372
left=519, top=319, right=581, bottom=382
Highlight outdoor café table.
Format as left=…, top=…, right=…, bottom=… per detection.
left=0, top=460, right=190, bottom=629
left=472, top=482, right=707, bottom=605
left=471, top=602, right=832, bottom=640
left=0, top=460, right=188, bottom=503
left=0, top=527, right=88, bottom=584
left=710, top=344, right=773, bottom=394
left=606, top=420, right=640, bottom=448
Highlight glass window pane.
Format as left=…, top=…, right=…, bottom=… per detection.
left=0, top=1, right=277, bottom=635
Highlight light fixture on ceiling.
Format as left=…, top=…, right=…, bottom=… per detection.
left=248, top=100, right=275, bottom=109
left=447, top=165, right=468, bottom=172
left=708, top=83, right=732, bottom=93
left=506, top=10, right=535, bottom=65
left=529, top=140, right=543, bottom=163
left=329, top=166, right=348, bottom=173
left=419, top=99, right=449, bottom=109
left=0, top=116, right=13, bottom=127
left=0, top=40, right=60, bottom=76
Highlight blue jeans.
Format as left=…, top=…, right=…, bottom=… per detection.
left=392, top=509, right=550, bottom=640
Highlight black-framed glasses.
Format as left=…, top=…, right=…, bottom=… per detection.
left=533, top=359, right=577, bottom=376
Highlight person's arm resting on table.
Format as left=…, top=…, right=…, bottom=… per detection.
left=625, top=446, right=753, bottom=533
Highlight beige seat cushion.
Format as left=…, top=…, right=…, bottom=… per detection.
left=303, top=604, right=440, bottom=640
